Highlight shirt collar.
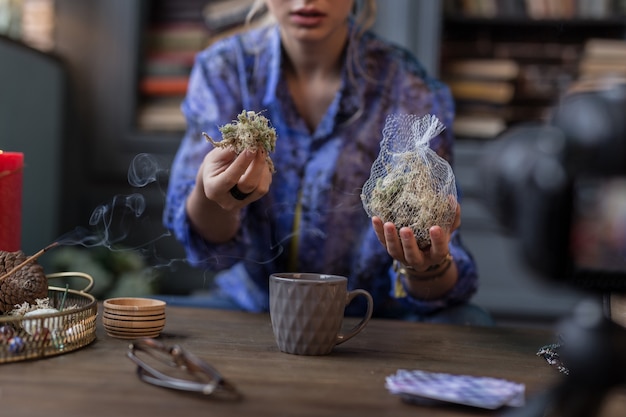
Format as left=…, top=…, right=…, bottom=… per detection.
left=261, top=24, right=364, bottom=133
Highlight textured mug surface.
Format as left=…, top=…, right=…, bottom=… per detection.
left=269, top=273, right=373, bottom=355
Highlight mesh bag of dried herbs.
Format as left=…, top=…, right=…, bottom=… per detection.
left=361, top=114, right=457, bottom=249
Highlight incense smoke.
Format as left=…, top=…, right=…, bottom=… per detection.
left=55, top=153, right=172, bottom=256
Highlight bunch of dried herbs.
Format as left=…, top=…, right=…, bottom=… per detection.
left=203, top=110, right=277, bottom=172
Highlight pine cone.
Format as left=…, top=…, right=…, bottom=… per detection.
left=0, top=250, right=48, bottom=314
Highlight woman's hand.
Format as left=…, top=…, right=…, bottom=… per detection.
left=197, top=146, right=273, bottom=211
left=186, top=146, right=273, bottom=243
left=372, top=204, right=461, bottom=271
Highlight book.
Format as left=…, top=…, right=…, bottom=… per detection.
left=443, top=59, right=519, bottom=81
left=453, top=114, right=507, bottom=139
left=578, top=59, right=626, bottom=78
left=145, top=22, right=211, bottom=51
left=576, top=39, right=626, bottom=80
left=442, top=58, right=519, bottom=138
left=446, top=79, right=515, bottom=104
left=137, top=98, right=186, bottom=131
left=144, top=50, right=197, bottom=66
left=139, top=76, right=189, bottom=96
left=142, top=60, right=193, bottom=77
left=583, top=38, right=626, bottom=61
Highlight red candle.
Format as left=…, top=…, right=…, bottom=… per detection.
left=0, top=151, right=23, bottom=252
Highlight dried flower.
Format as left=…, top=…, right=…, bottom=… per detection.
left=203, top=110, right=277, bottom=173
left=9, top=298, right=77, bottom=316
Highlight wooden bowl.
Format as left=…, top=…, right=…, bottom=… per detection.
left=103, top=297, right=166, bottom=313
left=102, top=297, right=166, bottom=339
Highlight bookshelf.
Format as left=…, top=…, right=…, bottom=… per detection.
left=137, top=0, right=259, bottom=132
left=137, top=0, right=210, bottom=132
left=441, top=1, right=626, bottom=140
left=437, top=1, right=626, bottom=323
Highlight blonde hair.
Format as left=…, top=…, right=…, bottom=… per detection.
left=353, top=0, right=377, bottom=34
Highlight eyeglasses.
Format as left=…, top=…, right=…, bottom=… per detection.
left=127, top=338, right=241, bottom=399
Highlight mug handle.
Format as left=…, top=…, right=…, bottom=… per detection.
left=336, top=289, right=374, bottom=346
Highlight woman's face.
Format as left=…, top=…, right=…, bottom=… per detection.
left=264, top=0, right=355, bottom=43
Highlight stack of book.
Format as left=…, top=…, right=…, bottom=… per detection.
left=568, top=38, right=626, bottom=93
left=442, top=59, right=519, bottom=139
left=137, top=0, right=208, bottom=132
left=137, top=0, right=260, bottom=132
left=441, top=0, right=623, bottom=137
left=578, top=38, right=626, bottom=79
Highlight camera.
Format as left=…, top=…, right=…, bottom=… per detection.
left=480, top=81, right=626, bottom=292
left=482, top=81, right=626, bottom=417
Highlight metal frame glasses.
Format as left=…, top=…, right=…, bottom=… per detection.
left=127, top=338, right=241, bottom=399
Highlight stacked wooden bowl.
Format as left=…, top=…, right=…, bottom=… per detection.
left=102, top=297, right=166, bottom=339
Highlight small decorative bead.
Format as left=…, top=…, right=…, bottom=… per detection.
left=8, top=336, right=25, bottom=354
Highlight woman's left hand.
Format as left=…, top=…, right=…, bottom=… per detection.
left=372, top=204, right=461, bottom=271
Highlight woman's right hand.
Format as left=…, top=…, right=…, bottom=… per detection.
left=197, top=146, right=273, bottom=211
left=185, top=146, right=272, bottom=243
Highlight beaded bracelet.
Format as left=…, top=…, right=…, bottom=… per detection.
left=393, top=253, right=454, bottom=282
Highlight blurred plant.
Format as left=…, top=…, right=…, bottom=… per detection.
left=48, top=246, right=160, bottom=300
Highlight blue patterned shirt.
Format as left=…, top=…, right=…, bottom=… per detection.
left=163, top=24, right=478, bottom=317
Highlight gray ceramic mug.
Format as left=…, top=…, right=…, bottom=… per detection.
left=269, top=273, right=374, bottom=355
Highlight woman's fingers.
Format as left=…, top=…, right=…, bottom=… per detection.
left=371, top=216, right=386, bottom=248
left=220, top=149, right=258, bottom=188
left=236, top=149, right=271, bottom=195
left=372, top=216, right=454, bottom=270
left=427, top=226, right=450, bottom=263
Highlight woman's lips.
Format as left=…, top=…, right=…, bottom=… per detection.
left=289, top=9, right=326, bottom=26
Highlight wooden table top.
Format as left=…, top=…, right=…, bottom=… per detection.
left=0, top=305, right=620, bottom=417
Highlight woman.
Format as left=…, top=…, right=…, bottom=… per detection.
left=163, top=0, right=492, bottom=325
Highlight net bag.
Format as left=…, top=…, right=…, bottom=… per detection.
left=361, top=114, right=457, bottom=249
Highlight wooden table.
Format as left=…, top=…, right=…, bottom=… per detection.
left=0, top=306, right=610, bottom=417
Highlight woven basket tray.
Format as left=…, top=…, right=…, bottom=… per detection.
left=0, top=272, right=98, bottom=364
